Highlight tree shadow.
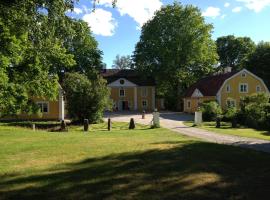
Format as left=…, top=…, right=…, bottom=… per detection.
left=1, top=142, right=270, bottom=200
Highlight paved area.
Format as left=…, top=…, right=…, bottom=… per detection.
left=104, top=111, right=270, bottom=153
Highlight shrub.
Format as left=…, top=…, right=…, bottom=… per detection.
left=63, top=73, right=111, bottom=123
left=200, top=101, right=222, bottom=121
left=224, top=107, right=238, bottom=128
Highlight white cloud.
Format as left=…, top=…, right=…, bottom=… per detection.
left=73, top=7, right=83, bottom=14
left=224, top=2, right=230, bottom=7
left=221, top=14, right=227, bottom=19
left=98, top=0, right=163, bottom=28
left=202, top=7, right=221, bottom=18
left=232, top=6, right=243, bottom=12
left=82, top=9, right=118, bottom=36
left=237, top=0, right=270, bottom=12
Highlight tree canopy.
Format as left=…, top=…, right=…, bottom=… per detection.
left=133, top=2, right=218, bottom=109
left=246, top=41, right=270, bottom=88
left=112, top=55, right=133, bottom=69
left=216, top=35, right=256, bottom=70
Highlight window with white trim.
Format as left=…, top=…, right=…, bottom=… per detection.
left=239, top=83, right=248, bottom=93
left=226, top=99, right=236, bottom=108
left=141, top=88, right=148, bottom=97
left=226, top=84, right=231, bottom=93
left=37, top=102, right=49, bottom=113
left=142, top=100, right=148, bottom=108
left=119, top=89, right=125, bottom=97
left=256, top=85, right=261, bottom=92
left=187, top=100, right=191, bottom=108
left=241, top=72, right=246, bottom=77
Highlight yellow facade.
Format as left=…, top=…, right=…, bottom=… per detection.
left=184, top=96, right=216, bottom=113
left=219, top=72, right=268, bottom=109
left=109, top=86, right=155, bottom=111
left=183, top=69, right=269, bottom=113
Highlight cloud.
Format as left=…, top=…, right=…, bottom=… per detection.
left=236, top=0, right=270, bottom=12
left=202, top=7, right=221, bottom=18
left=224, top=2, right=230, bottom=7
left=82, top=9, right=118, bottom=36
left=221, top=14, right=227, bottom=19
left=73, top=7, right=83, bottom=14
left=232, top=6, right=243, bottom=12
left=98, top=0, right=163, bottom=27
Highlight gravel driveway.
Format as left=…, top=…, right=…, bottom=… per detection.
left=104, top=111, right=270, bottom=153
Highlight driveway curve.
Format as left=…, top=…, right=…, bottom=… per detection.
left=104, top=112, right=270, bottom=153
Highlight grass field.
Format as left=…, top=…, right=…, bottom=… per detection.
left=1, top=122, right=270, bottom=200
left=184, top=121, right=270, bottom=141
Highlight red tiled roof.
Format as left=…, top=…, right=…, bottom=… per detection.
left=101, top=69, right=155, bottom=86
left=184, top=71, right=239, bottom=97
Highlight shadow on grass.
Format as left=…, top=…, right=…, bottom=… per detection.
left=1, top=142, right=270, bottom=200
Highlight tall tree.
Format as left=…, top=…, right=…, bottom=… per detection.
left=112, top=55, right=133, bottom=69
left=246, top=41, right=270, bottom=88
left=133, top=2, right=217, bottom=110
left=216, top=35, right=255, bottom=70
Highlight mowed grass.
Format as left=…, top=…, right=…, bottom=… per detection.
left=1, top=123, right=270, bottom=200
left=184, top=121, right=270, bottom=141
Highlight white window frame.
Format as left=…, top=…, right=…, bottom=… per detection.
left=241, top=72, right=246, bottom=77
left=226, top=99, right=236, bottom=108
left=142, top=100, right=148, bottom=108
left=256, top=85, right=261, bottom=92
left=37, top=101, right=49, bottom=113
left=239, top=83, right=248, bottom=93
left=119, top=88, right=125, bottom=97
left=226, top=84, right=231, bottom=93
left=187, top=100, right=191, bottom=109
left=141, top=87, right=148, bottom=97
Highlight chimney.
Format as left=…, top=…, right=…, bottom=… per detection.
left=224, top=66, right=232, bottom=74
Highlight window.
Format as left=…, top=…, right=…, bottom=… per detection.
left=120, top=79, right=125, bottom=85
left=226, top=99, right=236, bottom=108
left=239, top=83, right=248, bottom=93
left=226, top=85, right=231, bottom=93
left=256, top=85, right=261, bottom=92
left=119, top=89, right=125, bottom=97
left=37, top=102, right=49, bottom=113
left=141, top=88, right=148, bottom=97
left=241, top=72, right=246, bottom=77
left=187, top=100, right=191, bottom=108
left=142, top=100, right=148, bottom=108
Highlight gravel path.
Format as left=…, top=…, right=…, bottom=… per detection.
left=105, top=112, right=270, bottom=153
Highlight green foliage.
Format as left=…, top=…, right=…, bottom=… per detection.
left=134, top=2, right=217, bottom=109
left=224, top=107, right=237, bottom=120
left=216, top=35, right=256, bottom=70
left=63, top=73, right=111, bottom=123
left=200, top=101, right=222, bottom=121
left=239, top=93, right=270, bottom=130
left=246, top=41, right=270, bottom=88
left=112, top=55, right=133, bottom=69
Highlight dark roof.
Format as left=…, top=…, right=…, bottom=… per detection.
left=184, top=71, right=239, bottom=97
left=101, top=69, right=155, bottom=86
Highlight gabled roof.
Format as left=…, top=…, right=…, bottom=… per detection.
left=101, top=69, right=155, bottom=86
left=184, top=71, right=239, bottom=97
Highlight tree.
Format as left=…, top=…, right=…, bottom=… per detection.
left=216, top=35, right=255, bottom=70
left=112, top=55, right=133, bottom=69
left=133, top=2, right=217, bottom=110
left=246, top=41, right=270, bottom=88
left=63, top=73, right=111, bottom=123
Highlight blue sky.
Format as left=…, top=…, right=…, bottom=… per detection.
left=67, top=0, right=270, bottom=67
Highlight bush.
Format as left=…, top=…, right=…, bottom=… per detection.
left=200, top=101, right=222, bottom=121
left=63, top=73, right=111, bottom=123
left=224, top=107, right=238, bottom=128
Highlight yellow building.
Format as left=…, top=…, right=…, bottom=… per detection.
left=183, top=68, right=270, bottom=113
left=101, top=69, right=156, bottom=111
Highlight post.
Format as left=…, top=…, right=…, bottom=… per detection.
left=129, top=118, right=135, bottom=129
left=194, top=112, right=202, bottom=126
left=216, top=117, right=221, bottom=128
left=61, top=120, right=67, bottom=132
left=32, top=123, right=35, bottom=131
left=108, top=118, right=111, bottom=131
left=84, top=119, right=89, bottom=132
left=152, top=109, right=160, bottom=128
left=142, top=110, right=145, bottom=119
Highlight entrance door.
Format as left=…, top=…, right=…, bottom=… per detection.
left=122, top=101, right=129, bottom=110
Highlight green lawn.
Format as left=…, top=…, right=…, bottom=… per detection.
left=1, top=123, right=270, bottom=200
left=184, top=121, right=270, bottom=141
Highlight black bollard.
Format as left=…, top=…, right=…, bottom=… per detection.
left=142, top=110, right=145, bottom=119
left=61, top=120, right=67, bottom=132
left=108, top=118, right=111, bottom=131
left=84, top=119, right=89, bottom=132
left=129, top=118, right=135, bottom=129
left=216, top=117, right=221, bottom=128
left=232, top=118, right=237, bottom=128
